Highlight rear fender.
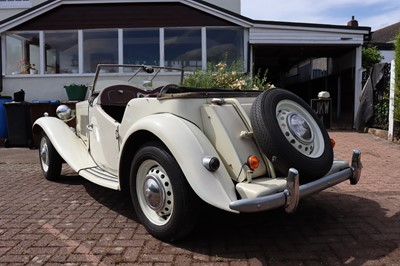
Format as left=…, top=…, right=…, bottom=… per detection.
left=121, top=113, right=238, bottom=212
left=33, top=117, right=96, bottom=171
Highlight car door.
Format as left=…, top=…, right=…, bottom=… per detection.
left=88, top=103, right=120, bottom=175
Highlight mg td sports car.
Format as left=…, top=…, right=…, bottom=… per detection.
left=33, top=64, right=362, bottom=242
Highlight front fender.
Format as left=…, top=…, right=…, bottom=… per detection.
left=33, top=117, right=96, bottom=171
left=121, top=114, right=238, bottom=212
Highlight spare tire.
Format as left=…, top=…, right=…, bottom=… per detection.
left=250, top=88, right=333, bottom=183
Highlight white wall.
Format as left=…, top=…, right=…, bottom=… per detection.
left=203, top=0, right=241, bottom=13
left=0, top=0, right=41, bottom=20
left=381, top=50, right=395, bottom=63
left=2, top=76, right=92, bottom=101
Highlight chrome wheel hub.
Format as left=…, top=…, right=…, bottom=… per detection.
left=144, top=175, right=165, bottom=212
left=277, top=100, right=324, bottom=158
left=40, top=138, right=49, bottom=170
left=137, top=162, right=174, bottom=224
left=287, top=113, right=314, bottom=145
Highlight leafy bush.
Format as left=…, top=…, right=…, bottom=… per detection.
left=362, top=45, right=384, bottom=70
left=183, top=61, right=272, bottom=90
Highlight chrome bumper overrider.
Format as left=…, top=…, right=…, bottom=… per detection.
left=229, top=150, right=362, bottom=213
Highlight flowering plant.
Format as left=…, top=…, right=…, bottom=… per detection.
left=16, top=59, right=36, bottom=73
left=183, top=60, right=272, bottom=90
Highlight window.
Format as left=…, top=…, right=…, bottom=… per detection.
left=123, top=29, right=159, bottom=66
left=207, top=28, right=244, bottom=65
left=44, top=31, right=78, bottom=74
left=83, top=30, right=118, bottom=73
left=4, top=27, right=245, bottom=75
left=164, top=28, right=201, bottom=70
left=5, top=32, right=39, bottom=75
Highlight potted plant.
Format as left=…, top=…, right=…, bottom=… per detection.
left=64, top=83, right=88, bottom=101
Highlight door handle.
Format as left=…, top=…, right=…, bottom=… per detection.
left=86, top=124, right=93, bottom=131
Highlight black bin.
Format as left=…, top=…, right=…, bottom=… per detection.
left=3, top=102, right=33, bottom=148
left=29, top=101, right=60, bottom=147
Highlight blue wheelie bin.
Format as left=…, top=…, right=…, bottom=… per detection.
left=0, top=96, right=12, bottom=139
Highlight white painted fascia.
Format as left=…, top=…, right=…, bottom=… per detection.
left=249, top=24, right=369, bottom=45
left=252, top=22, right=370, bottom=35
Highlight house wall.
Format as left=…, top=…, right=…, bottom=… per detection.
left=11, top=3, right=235, bottom=30
left=0, top=9, right=23, bottom=21
left=0, top=0, right=42, bottom=21
left=203, top=0, right=240, bottom=13
left=381, top=50, right=394, bottom=63
left=3, top=76, right=92, bottom=101
left=0, top=0, right=241, bottom=22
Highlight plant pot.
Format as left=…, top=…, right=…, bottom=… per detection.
left=65, top=85, right=88, bottom=101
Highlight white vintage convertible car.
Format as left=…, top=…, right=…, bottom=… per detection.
left=33, top=64, right=362, bottom=241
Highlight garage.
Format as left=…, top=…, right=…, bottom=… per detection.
left=249, top=21, right=370, bottom=128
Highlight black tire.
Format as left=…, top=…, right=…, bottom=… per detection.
left=39, top=133, right=62, bottom=180
left=250, top=88, right=333, bottom=183
left=130, top=141, right=199, bottom=242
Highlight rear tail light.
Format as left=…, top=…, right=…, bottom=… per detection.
left=330, top=138, right=336, bottom=148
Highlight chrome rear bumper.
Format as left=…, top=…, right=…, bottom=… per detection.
left=229, top=150, right=362, bottom=213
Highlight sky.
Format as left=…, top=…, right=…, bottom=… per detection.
left=241, top=0, right=400, bottom=31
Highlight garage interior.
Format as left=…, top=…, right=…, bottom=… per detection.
left=252, top=44, right=359, bottom=129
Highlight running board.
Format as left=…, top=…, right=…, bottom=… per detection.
left=79, top=166, right=120, bottom=190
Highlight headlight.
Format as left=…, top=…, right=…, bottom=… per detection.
left=56, top=104, right=72, bottom=121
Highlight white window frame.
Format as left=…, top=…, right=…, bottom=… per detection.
left=2, top=27, right=246, bottom=76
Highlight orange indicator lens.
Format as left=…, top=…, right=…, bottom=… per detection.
left=330, top=138, right=336, bottom=148
left=247, top=155, right=259, bottom=170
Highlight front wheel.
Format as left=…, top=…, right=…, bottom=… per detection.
left=130, top=142, right=199, bottom=242
left=39, top=133, right=62, bottom=180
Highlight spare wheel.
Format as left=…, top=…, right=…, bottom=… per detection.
left=250, top=88, right=333, bottom=183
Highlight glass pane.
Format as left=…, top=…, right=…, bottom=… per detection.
left=123, top=29, right=159, bottom=66
left=164, top=28, right=201, bottom=70
left=5, top=32, right=40, bottom=75
left=207, top=28, right=244, bottom=65
left=45, top=31, right=78, bottom=74
left=83, top=30, right=118, bottom=73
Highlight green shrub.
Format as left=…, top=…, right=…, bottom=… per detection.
left=362, top=45, right=384, bottom=70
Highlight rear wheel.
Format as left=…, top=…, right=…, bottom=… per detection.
left=39, top=133, right=62, bottom=180
left=250, top=88, right=333, bottom=183
left=130, top=142, right=199, bottom=241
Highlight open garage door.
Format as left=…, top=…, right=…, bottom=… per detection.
left=252, top=44, right=360, bottom=129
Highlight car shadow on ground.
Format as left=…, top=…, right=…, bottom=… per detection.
left=62, top=173, right=398, bottom=265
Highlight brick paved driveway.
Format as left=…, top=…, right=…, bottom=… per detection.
left=0, top=131, right=399, bottom=265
